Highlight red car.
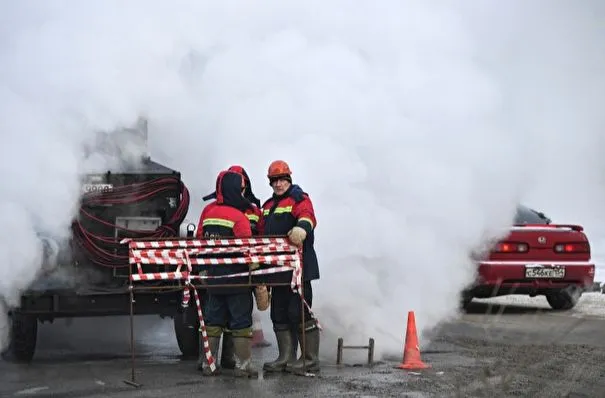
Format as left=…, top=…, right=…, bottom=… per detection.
left=461, top=205, right=596, bottom=311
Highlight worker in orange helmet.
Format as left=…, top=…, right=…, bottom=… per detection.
left=257, top=160, right=320, bottom=374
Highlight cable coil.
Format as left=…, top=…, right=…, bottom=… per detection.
left=71, top=176, right=190, bottom=268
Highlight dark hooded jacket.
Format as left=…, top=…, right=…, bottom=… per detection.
left=203, top=165, right=262, bottom=234
left=196, top=170, right=252, bottom=294
left=228, top=165, right=261, bottom=208
left=202, top=166, right=260, bottom=207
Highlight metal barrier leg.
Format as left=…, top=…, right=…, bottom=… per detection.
left=300, top=281, right=306, bottom=374
left=123, top=285, right=142, bottom=388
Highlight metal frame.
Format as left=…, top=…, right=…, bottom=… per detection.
left=122, top=236, right=307, bottom=388
left=336, top=337, right=375, bottom=367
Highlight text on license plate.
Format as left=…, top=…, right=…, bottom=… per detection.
left=81, top=183, right=114, bottom=194
left=525, top=265, right=565, bottom=279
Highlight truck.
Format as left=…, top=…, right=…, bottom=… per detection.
left=1, top=118, right=201, bottom=363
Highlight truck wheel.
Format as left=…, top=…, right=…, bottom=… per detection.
left=173, top=305, right=199, bottom=359
left=545, top=286, right=582, bottom=311
left=1, top=312, right=38, bottom=363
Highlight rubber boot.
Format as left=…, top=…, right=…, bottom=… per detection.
left=263, top=324, right=295, bottom=372
left=286, top=320, right=320, bottom=374
left=290, top=327, right=298, bottom=359
left=232, top=336, right=259, bottom=378
left=196, top=334, right=207, bottom=371
left=221, top=330, right=235, bottom=369
left=197, top=335, right=222, bottom=376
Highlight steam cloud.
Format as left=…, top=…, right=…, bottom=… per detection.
left=1, top=1, right=604, bottom=358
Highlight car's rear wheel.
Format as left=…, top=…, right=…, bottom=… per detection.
left=545, top=286, right=582, bottom=311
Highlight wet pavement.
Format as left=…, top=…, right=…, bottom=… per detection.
left=2, top=294, right=605, bottom=397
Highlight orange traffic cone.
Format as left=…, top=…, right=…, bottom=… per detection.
left=397, top=311, right=430, bottom=370
left=251, top=312, right=271, bottom=348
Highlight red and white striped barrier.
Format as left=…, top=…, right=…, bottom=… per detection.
left=121, top=236, right=320, bottom=373
left=126, top=237, right=290, bottom=249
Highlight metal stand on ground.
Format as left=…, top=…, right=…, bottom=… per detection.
left=336, top=337, right=375, bottom=367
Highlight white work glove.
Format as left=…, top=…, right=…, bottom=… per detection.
left=287, top=226, right=307, bottom=247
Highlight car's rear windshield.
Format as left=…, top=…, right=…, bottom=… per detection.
left=514, top=205, right=550, bottom=225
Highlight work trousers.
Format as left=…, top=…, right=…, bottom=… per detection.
left=269, top=281, right=313, bottom=327
left=204, top=291, right=253, bottom=332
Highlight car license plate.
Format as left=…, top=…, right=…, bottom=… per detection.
left=525, top=265, right=565, bottom=279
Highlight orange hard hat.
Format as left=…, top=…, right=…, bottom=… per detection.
left=267, top=160, right=292, bottom=179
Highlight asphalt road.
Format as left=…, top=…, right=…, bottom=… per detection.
left=2, top=294, right=605, bottom=398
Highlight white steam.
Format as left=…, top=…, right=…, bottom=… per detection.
left=1, top=1, right=605, bottom=360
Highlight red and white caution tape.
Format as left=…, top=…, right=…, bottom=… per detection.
left=121, top=237, right=291, bottom=249
left=131, top=253, right=300, bottom=266
left=129, top=243, right=293, bottom=260
left=189, top=281, right=215, bottom=371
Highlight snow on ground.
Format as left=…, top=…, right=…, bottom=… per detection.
left=474, top=292, right=605, bottom=319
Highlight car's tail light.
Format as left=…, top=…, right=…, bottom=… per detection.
left=554, top=242, right=590, bottom=253
left=495, top=242, right=529, bottom=253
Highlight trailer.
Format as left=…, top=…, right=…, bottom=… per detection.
left=1, top=119, right=201, bottom=363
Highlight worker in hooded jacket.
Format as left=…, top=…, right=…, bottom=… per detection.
left=195, top=169, right=258, bottom=378
left=258, top=160, right=320, bottom=374
left=203, top=165, right=266, bottom=371
left=203, top=165, right=262, bottom=234
left=228, top=165, right=262, bottom=233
